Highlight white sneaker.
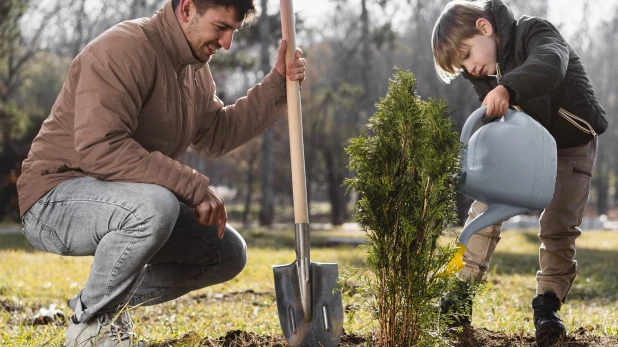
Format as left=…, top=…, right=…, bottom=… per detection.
left=65, top=311, right=144, bottom=346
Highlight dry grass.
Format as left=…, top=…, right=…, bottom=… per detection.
left=1, top=225, right=617, bottom=346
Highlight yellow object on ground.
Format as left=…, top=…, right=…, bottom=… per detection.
left=444, top=243, right=466, bottom=275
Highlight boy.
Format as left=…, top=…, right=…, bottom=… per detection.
left=431, top=0, right=608, bottom=345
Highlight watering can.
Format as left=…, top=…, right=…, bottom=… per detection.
left=446, top=106, right=557, bottom=273
left=272, top=0, right=344, bottom=345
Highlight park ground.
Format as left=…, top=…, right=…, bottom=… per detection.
left=1, top=218, right=618, bottom=346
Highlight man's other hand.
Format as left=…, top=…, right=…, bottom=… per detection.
left=275, top=39, right=306, bottom=90
left=195, top=188, right=227, bottom=239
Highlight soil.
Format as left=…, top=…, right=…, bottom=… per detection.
left=151, top=326, right=618, bottom=346
left=454, top=326, right=618, bottom=347
left=0, top=299, right=21, bottom=313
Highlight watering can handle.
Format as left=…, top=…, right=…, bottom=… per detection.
left=459, top=106, right=487, bottom=179
left=460, top=106, right=517, bottom=175
left=460, top=106, right=518, bottom=145
left=281, top=0, right=309, bottom=224
left=460, top=106, right=488, bottom=146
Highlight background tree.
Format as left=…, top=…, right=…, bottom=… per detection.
left=0, top=0, right=62, bottom=220
left=2, top=0, right=616, bottom=225
left=259, top=0, right=275, bottom=226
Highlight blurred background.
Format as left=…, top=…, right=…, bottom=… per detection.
left=1, top=0, right=616, bottom=229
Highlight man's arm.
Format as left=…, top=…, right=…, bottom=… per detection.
left=191, top=66, right=287, bottom=158
left=191, top=40, right=306, bottom=158
left=73, top=42, right=210, bottom=208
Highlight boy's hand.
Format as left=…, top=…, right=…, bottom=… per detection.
left=275, top=40, right=306, bottom=90
left=482, top=85, right=510, bottom=117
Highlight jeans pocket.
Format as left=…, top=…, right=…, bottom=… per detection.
left=22, top=212, right=70, bottom=255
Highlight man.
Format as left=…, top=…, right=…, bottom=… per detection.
left=17, top=0, right=306, bottom=345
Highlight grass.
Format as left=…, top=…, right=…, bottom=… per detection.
left=1, top=225, right=618, bottom=346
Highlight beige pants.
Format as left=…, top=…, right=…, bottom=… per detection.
left=459, top=138, right=597, bottom=302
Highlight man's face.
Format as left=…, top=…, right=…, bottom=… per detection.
left=182, top=5, right=243, bottom=63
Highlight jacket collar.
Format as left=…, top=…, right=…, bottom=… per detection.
left=490, top=0, right=516, bottom=67
left=153, top=1, right=204, bottom=71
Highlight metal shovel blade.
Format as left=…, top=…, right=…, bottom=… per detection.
left=273, top=261, right=343, bottom=346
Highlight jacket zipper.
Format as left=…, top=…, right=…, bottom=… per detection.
left=494, top=63, right=596, bottom=138
left=495, top=63, right=521, bottom=113
left=170, top=68, right=187, bottom=159
left=557, top=107, right=597, bottom=137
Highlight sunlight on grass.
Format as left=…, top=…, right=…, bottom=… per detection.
left=1, top=229, right=617, bottom=346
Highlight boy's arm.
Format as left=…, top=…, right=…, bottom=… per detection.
left=499, top=18, right=569, bottom=103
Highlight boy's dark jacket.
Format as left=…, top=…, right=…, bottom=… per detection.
left=463, top=0, right=608, bottom=148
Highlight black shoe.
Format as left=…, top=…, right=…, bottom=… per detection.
left=440, top=280, right=473, bottom=328
left=532, top=291, right=566, bottom=346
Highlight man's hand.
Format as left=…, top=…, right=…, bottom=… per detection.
left=482, top=85, right=510, bottom=117
left=195, top=187, right=227, bottom=239
left=275, top=40, right=306, bottom=90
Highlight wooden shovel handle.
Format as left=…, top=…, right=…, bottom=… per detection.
left=280, top=0, right=309, bottom=224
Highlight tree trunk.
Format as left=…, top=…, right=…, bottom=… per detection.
left=594, top=145, right=609, bottom=216
left=323, top=146, right=348, bottom=225
left=360, top=0, right=372, bottom=112
left=243, top=155, right=257, bottom=227
left=259, top=0, right=275, bottom=226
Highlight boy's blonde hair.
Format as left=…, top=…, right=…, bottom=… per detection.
left=431, top=0, right=495, bottom=83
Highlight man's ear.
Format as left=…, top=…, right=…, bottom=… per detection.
left=476, top=18, right=494, bottom=36
left=176, top=0, right=194, bottom=23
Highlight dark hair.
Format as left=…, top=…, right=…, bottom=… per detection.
left=172, top=0, right=258, bottom=23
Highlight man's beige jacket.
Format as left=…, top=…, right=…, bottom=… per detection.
left=17, top=1, right=287, bottom=217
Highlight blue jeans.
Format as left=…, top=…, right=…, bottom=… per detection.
left=22, top=176, right=247, bottom=323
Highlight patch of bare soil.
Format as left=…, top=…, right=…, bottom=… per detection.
left=0, top=299, right=22, bottom=313
left=150, top=330, right=368, bottom=347
left=151, top=326, right=618, bottom=347
left=194, top=290, right=273, bottom=301
left=454, top=326, right=618, bottom=347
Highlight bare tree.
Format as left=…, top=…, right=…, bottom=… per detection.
left=259, top=0, right=275, bottom=226
left=0, top=0, right=64, bottom=219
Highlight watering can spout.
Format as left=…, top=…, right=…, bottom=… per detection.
left=444, top=204, right=529, bottom=275
left=459, top=203, right=529, bottom=246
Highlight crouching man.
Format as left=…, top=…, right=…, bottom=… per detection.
left=17, top=0, right=306, bottom=345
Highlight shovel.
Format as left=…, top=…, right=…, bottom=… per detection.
left=272, top=1, right=344, bottom=345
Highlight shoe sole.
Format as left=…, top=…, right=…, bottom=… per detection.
left=536, top=323, right=566, bottom=347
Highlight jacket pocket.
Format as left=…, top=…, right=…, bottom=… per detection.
left=22, top=212, right=70, bottom=255
left=558, top=107, right=597, bottom=137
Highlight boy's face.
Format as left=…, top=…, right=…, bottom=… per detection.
left=458, top=18, right=499, bottom=77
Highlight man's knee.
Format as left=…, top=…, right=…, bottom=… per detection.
left=219, top=226, right=247, bottom=281
left=124, top=184, right=179, bottom=244
left=134, top=185, right=178, bottom=218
